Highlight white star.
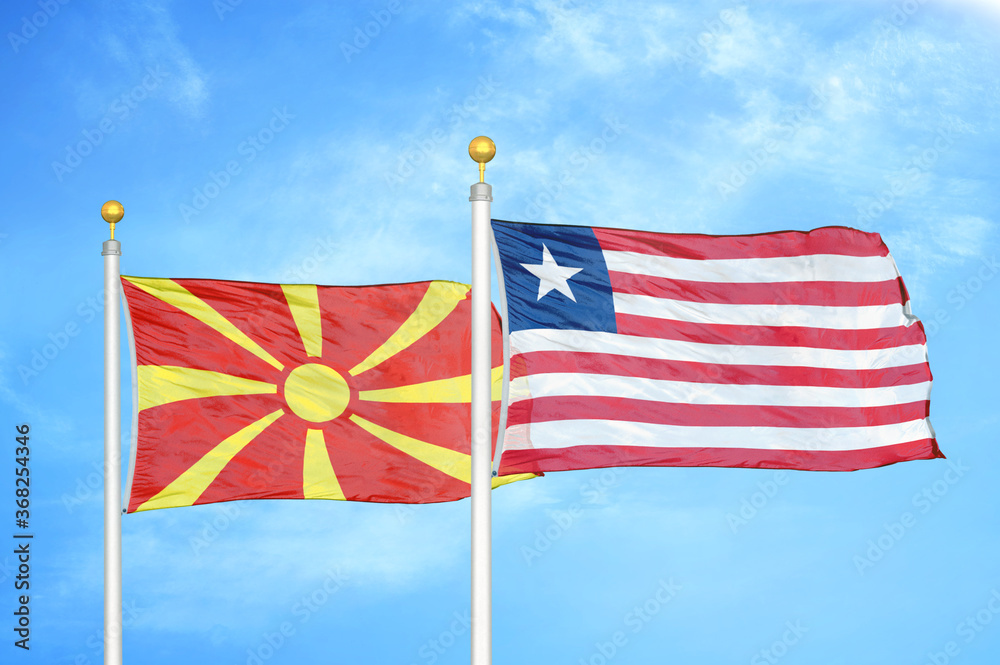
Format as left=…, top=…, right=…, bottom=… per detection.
left=521, top=244, right=583, bottom=302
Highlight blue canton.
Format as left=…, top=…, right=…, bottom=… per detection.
left=492, top=220, right=617, bottom=334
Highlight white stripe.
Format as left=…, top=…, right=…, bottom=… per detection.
left=504, top=418, right=933, bottom=452
left=603, top=251, right=898, bottom=284
left=508, top=373, right=930, bottom=408
left=613, top=293, right=906, bottom=330
left=509, top=329, right=928, bottom=371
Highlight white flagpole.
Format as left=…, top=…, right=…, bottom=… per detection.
left=469, top=137, right=495, bottom=665
left=102, top=201, right=124, bottom=665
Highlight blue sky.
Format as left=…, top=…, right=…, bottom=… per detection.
left=2, top=0, right=1000, bottom=663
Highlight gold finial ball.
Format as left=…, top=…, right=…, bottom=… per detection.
left=468, top=136, right=496, bottom=165
left=101, top=200, right=124, bottom=224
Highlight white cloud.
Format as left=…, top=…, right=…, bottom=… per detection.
left=458, top=0, right=682, bottom=79
left=99, top=1, right=209, bottom=117
left=120, top=499, right=471, bottom=634
left=882, top=214, right=995, bottom=303
left=703, top=7, right=777, bottom=78
left=932, top=215, right=995, bottom=258
left=533, top=0, right=626, bottom=76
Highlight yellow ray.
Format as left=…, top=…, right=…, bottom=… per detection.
left=359, top=366, right=503, bottom=403
left=349, top=414, right=470, bottom=484
left=124, top=276, right=283, bottom=370
left=492, top=473, right=537, bottom=488
left=136, top=409, right=285, bottom=512
left=303, top=429, right=346, bottom=500
left=138, top=366, right=276, bottom=411
left=282, top=284, right=323, bottom=357
left=349, top=281, right=469, bottom=377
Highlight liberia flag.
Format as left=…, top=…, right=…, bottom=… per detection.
left=491, top=220, right=941, bottom=475
left=122, top=276, right=532, bottom=512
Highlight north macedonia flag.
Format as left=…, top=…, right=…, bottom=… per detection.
left=122, top=276, right=530, bottom=512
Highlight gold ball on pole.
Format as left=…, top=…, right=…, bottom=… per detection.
left=102, top=200, right=124, bottom=224
left=469, top=136, right=496, bottom=164
left=468, top=136, right=495, bottom=183
left=102, top=200, right=124, bottom=240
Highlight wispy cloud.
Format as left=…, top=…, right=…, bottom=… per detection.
left=117, top=500, right=469, bottom=633
left=0, top=355, right=73, bottom=434
left=702, top=6, right=782, bottom=78
left=99, top=1, right=209, bottom=117
left=458, top=0, right=681, bottom=79
left=932, top=215, right=995, bottom=258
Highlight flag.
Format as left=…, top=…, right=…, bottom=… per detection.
left=491, top=220, right=941, bottom=475
left=122, top=276, right=530, bottom=512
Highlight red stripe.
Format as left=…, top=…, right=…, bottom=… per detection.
left=616, top=313, right=928, bottom=350
left=497, top=438, right=943, bottom=474
left=593, top=226, right=888, bottom=260
left=510, top=351, right=932, bottom=388
left=609, top=272, right=906, bottom=307
left=507, top=395, right=930, bottom=429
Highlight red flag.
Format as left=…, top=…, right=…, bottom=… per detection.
left=491, top=221, right=941, bottom=475
left=122, top=276, right=528, bottom=512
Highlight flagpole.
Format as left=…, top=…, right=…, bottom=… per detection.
left=469, top=137, right=495, bottom=665
left=102, top=200, right=124, bottom=665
